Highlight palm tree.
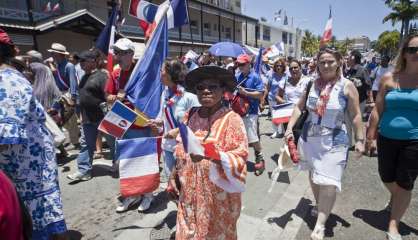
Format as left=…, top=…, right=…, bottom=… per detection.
left=383, top=0, right=418, bottom=39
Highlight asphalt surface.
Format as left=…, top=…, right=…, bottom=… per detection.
left=58, top=114, right=418, bottom=240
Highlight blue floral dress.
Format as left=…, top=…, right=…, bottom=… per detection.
left=0, top=67, right=67, bottom=239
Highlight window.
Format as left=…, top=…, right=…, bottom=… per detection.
left=214, top=23, right=218, bottom=31
left=235, top=0, right=241, bottom=7
left=263, top=26, right=270, bottom=41
left=289, top=33, right=292, bottom=45
left=221, top=25, right=224, bottom=32
left=204, top=23, right=211, bottom=29
left=190, top=20, right=198, bottom=28
left=282, top=32, right=288, bottom=44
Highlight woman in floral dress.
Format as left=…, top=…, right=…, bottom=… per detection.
left=168, top=66, right=249, bottom=239
left=0, top=28, right=67, bottom=240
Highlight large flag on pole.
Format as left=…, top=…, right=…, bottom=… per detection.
left=95, top=6, right=118, bottom=72
left=253, top=47, right=264, bottom=75
left=124, top=11, right=168, bottom=119
left=320, top=6, right=333, bottom=48
left=128, top=0, right=158, bottom=36
left=116, top=137, right=160, bottom=197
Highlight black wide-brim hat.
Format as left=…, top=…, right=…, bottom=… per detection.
left=185, top=66, right=237, bottom=94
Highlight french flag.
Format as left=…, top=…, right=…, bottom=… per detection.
left=178, top=121, right=246, bottom=193
left=117, top=138, right=160, bottom=197
left=272, top=103, right=294, bottom=125
left=264, top=41, right=284, bottom=58
left=129, top=0, right=158, bottom=35
left=95, top=6, right=118, bottom=73
left=178, top=123, right=205, bottom=156
left=98, top=101, right=138, bottom=139
left=320, top=6, right=333, bottom=47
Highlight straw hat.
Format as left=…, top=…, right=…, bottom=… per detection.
left=47, top=43, right=69, bottom=55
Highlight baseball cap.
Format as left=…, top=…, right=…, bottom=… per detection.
left=236, top=54, right=251, bottom=64
left=111, top=38, right=135, bottom=52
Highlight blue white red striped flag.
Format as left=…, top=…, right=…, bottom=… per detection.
left=95, top=5, right=118, bottom=72
left=98, top=100, right=138, bottom=138
left=129, top=0, right=158, bottom=35
left=116, top=137, right=160, bottom=197
left=272, top=102, right=294, bottom=125
left=178, top=122, right=205, bottom=156
left=124, top=15, right=168, bottom=119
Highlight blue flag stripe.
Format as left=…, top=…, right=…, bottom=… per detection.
left=125, top=16, right=168, bottom=119
left=112, top=101, right=138, bottom=122
left=116, top=138, right=157, bottom=160
left=171, top=0, right=189, bottom=27
left=178, top=123, right=188, bottom=153
left=96, top=6, right=118, bottom=55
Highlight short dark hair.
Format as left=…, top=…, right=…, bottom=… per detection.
left=164, top=59, right=188, bottom=84
left=0, top=42, right=16, bottom=64
left=350, top=50, right=362, bottom=64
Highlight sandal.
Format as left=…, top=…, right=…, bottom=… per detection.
left=254, top=160, right=265, bottom=176
left=386, top=232, right=402, bottom=240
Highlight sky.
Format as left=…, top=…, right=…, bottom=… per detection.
left=241, top=0, right=407, bottom=41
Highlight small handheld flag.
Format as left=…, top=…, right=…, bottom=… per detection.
left=98, top=100, right=138, bottom=138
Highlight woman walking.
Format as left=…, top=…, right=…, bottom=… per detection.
left=367, top=33, right=418, bottom=240
left=285, top=48, right=364, bottom=240
left=0, top=28, right=67, bottom=240
left=169, top=66, right=248, bottom=239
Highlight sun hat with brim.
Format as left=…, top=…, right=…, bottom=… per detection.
left=47, top=43, right=69, bottom=55
left=185, top=66, right=237, bottom=94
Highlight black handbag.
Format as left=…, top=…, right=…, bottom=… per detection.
left=292, top=81, right=313, bottom=144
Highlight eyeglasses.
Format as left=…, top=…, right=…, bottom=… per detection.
left=404, top=47, right=418, bottom=54
left=195, top=84, right=221, bottom=92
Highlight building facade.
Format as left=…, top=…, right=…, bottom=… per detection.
left=256, top=21, right=303, bottom=59
left=350, top=36, right=371, bottom=52
left=0, top=0, right=258, bottom=58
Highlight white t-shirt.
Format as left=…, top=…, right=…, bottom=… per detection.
left=371, top=66, right=393, bottom=91
left=278, top=76, right=311, bottom=104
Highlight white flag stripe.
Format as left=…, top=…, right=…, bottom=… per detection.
left=119, top=154, right=159, bottom=179
left=209, top=152, right=246, bottom=193
left=272, top=108, right=293, bottom=119
left=103, top=111, right=130, bottom=131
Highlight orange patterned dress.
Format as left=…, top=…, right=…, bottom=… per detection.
left=174, top=107, right=249, bottom=240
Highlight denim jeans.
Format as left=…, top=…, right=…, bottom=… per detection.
left=76, top=123, right=116, bottom=174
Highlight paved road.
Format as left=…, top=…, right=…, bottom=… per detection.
left=59, top=114, right=418, bottom=240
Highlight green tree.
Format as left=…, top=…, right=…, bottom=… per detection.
left=375, top=30, right=401, bottom=57
left=301, top=30, right=320, bottom=57
left=383, top=0, right=418, bottom=39
left=335, top=38, right=354, bottom=55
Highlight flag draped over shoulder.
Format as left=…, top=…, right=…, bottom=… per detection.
left=124, top=16, right=168, bottom=119
left=117, top=138, right=160, bottom=197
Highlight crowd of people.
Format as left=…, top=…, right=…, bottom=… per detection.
left=1, top=25, right=417, bottom=240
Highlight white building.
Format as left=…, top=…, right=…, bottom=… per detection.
left=255, top=21, right=303, bottom=59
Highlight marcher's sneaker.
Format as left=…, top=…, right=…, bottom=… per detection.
left=386, top=232, right=402, bottom=240
left=310, top=225, right=325, bottom=240
left=138, top=195, right=154, bottom=212
left=116, top=196, right=142, bottom=213
left=67, top=171, right=91, bottom=181
left=254, top=156, right=265, bottom=176
left=270, top=132, right=279, bottom=139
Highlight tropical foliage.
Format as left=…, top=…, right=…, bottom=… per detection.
left=383, top=0, right=418, bottom=39
left=375, top=30, right=401, bottom=57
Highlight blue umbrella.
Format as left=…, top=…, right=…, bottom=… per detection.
left=208, top=42, right=246, bottom=57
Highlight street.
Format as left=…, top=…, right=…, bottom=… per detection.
left=59, top=114, right=418, bottom=240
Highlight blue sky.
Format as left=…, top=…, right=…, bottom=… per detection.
left=241, top=0, right=404, bottom=40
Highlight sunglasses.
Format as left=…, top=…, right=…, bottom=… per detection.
left=404, top=46, right=418, bottom=54
left=114, top=50, right=131, bottom=56
left=289, top=66, right=300, bottom=70
left=195, top=84, right=222, bottom=92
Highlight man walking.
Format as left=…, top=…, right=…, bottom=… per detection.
left=235, top=54, right=266, bottom=176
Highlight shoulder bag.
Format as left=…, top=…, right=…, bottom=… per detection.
left=292, top=80, right=313, bottom=144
